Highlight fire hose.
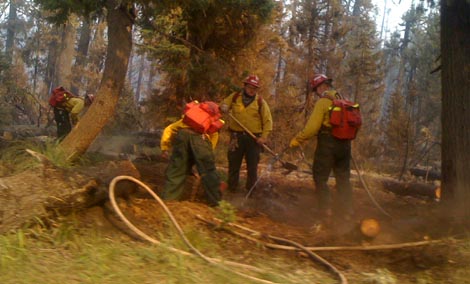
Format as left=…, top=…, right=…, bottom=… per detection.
left=108, top=175, right=284, bottom=284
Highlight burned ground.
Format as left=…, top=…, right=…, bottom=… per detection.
left=71, top=157, right=469, bottom=284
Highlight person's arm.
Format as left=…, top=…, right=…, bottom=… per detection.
left=160, top=119, right=184, bottom=152
left=260, top=99, right=273, bottom=140
left=68, top=98, right=85, bottom=124
left=220, top=93, right=235, bottom=113
left=293, top=98, right=331, bottom=144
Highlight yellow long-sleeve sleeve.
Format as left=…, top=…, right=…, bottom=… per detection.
left=294, top=97, right=332, bottom=144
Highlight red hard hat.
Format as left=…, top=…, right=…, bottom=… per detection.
left=243, top=75, right=260, bottom=88
left=52, top=86, right=66, bottom=95
left=310, top=74, right=332, bottom=90
left=85, top=94, right=95, bottom=105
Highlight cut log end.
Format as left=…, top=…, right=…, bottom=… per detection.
left=360, top=218, right=381, bottom=238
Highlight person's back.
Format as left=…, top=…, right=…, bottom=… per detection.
left=290, top=74, right=354, bottom=219
left=160, top=100, right=224, bottom=206
left=61, top=97, right=85, bottom=124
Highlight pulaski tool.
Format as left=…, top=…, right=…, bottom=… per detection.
left=228, top=112, right=298, bottom=173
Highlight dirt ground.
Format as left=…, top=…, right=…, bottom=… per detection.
left=77, top=158, right=469, bottom=283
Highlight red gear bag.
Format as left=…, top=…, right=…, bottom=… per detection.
left=49, top=86, right=76, bottom=107
left=328, top=99, right=362, bottom=140
left=183, top=101, right=224, bottom=134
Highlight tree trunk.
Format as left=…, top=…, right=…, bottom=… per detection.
left=135, top=54, right=145, bottom=103
left=379, top=0, right=388, bottom=40
left=87, top=15, right=107, bottom=89
left=59, top=1, right=134, bottom=160
left=127, top=36, right=135, bottom=84
left=440, top=0, right=470, bottom=220
left=147, top=63, right=157, bottom=95
left=44, top=27, right=60, bottom=91
left=71, top=18, right=92, bottom=95
left=55, top=16, right=77, bottom=88
left=5, top=0, right=17, bottom=63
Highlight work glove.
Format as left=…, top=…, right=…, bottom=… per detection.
left=256, top=137, right=267, bottom=146
left=219, top=103, right=229, bottom=114
left=289, top=138, right=300, bottom=148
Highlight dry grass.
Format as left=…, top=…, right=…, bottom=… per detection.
left=0, top=217, right=332, bottom=284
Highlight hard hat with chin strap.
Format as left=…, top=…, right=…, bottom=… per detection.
left=310, top=74, right=332, bottom=90
left=243, top=75, right=260, bottom=88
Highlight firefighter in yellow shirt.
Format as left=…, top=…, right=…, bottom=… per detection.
left=290, top=74, right=353, bottom=219
left=220, top=75, right=273, bottom=193
left=160, top=107, right=222, bottom=207
left=51, top=86, right=94, bottom=139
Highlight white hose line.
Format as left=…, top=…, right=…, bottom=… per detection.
left=200, top=215, right=348, bottom=284
left=108, top=175, right=282, bottom=284
left=351, top=157, right=393, bottom=218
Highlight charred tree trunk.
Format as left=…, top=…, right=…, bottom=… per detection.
left=440, top=0, right=470, bottom=219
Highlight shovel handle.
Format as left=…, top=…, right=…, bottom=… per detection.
left=228, top=112, right=297, bottom=171
left=228, top=113, right=258, bottom=139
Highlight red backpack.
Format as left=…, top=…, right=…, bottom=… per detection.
left=326, top=95, right=362, bottom=140
left=49, top=86, right=76, bottom=107
left=183, top=101, right=225, bottom=134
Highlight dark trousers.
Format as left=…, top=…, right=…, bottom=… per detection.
left=313, top=133, right=353, bottom=214
left=53, top=107, right=71, bottom=140
left=163, top=129, right=221, bottom=206
left=227, top=132, right=261, bottom=191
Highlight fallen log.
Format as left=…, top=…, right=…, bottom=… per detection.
left=381, top=179, right=439, bottom=199
left=409, top=167, right=441, bottom=181
left=0, top=150, right=140, bottom=234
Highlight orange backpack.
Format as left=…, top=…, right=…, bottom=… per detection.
left=183, top=101, right=224, bottom=134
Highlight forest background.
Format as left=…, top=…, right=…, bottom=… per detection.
left=0, top=0, right=467, bottom=218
